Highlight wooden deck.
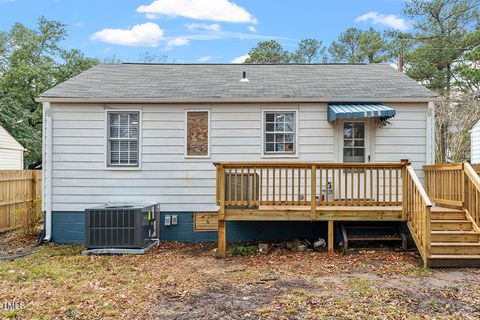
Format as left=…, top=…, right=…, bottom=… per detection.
left=212, top=161, right=480, bottom=268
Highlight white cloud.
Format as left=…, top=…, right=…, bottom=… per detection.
left=166, top=31, right=294, bottom=42
left=248, top=26, right=257, bottom=33
left=231, top=54, right=249, bottom=63
left=186, top=23, right=221, bottom=31
left=91, top=22, right=164, bottom=47
left=137, top=0, right=257, bottom=23
left=355, top=12, right=410, bottom=31
left=197, top=55, right=211, bottom=62
left=167, top=38, right=190, bottom=47
left=164, top=38, right=190, bottom=50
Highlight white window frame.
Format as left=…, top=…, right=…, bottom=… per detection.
left=184, top=109, right=211, bottom=159
left=104, top=109, right=142, bottom=170
left=261, top=109, right=299, bottom=158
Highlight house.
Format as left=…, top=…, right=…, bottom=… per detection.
left=0, top=124, right=25, bottom=169
left=471, top=119, right=480, bottom=164
left=37, top=63, right=480, bottom=267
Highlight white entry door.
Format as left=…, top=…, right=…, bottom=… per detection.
left=335, top=120, right=374, bottom=202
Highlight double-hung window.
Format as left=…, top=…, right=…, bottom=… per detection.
left=264, top=111, right=296, bottom=155
left=107, top=111, right=139, bottom=167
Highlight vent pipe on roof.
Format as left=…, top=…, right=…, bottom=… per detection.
left=240, top=71, right=249, bottom=82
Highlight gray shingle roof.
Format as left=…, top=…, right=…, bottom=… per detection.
left=39, top=63, right=436, bottom=101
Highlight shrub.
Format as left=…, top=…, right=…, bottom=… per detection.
left=15, top=199, right=42, bottom=238
left=231, top=245, right=258, bottom=256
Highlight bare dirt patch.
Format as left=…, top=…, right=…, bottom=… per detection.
left=1, top=242, right=479, bottom=319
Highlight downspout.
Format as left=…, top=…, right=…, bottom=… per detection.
left=426, top=101, right=435, bottom=165
left=42, top=102, right=53, bottom=241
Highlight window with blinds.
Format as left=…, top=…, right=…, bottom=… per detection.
left=186, top=111, right=209, bottom=157
left=107, top=111, right=139, bottom=167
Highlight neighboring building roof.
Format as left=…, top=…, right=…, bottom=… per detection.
left=38, top=63, right=437, bottom=102
left=0, top=125, right=25, bottom=151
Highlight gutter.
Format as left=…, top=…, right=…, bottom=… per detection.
left=42, top=102, right=53, bottom=242
left=35, top=96, right=441, bottom=104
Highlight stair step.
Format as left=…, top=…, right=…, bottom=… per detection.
left=431, top=242, right=480, bottom=255
left=431, top=220, right=472, bottom=231
left=431, top=231, right=480, bottom=242
left=431, top=211, right=466, bottom=220
left=430, top=254, right=480, bottom=259
left=429, top=255, right=480, bottom=267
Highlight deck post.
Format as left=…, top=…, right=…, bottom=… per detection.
left=328, top=220, right=334, bottom=252
left=424, top=205, right=431, bottom=267
left=218, top=220, right=226, bottom=258
left=217, top=164, right=226, bottom=258
left=311, top=165, right=317, bottom=221
left=400, top=159, right=410, bottom=221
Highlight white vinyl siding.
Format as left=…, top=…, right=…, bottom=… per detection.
left=471, top=121, right=480, bottom=164
left=0, top=149, right=23, bottom=169
left=374, top=103, right=429, bottom=180
left=48, top=102, right=429, bottom=212
left=0, top=125, right=24, bottom=169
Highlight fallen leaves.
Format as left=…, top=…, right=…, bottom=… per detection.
left=0, top=242, right=479, bottom=319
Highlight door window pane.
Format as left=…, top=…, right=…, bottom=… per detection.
left=343, top=122, right=365, bottom=163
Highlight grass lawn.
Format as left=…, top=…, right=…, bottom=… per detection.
left=1, top=242, right=480, bottom=319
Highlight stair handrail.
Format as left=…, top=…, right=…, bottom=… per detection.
left=404, top=164, right=433, bottom=266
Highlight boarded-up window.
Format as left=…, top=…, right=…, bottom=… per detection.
left=186, top=111, right=209, bottom=157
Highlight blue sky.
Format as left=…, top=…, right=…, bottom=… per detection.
left=0, top=0, right=410, bottom=63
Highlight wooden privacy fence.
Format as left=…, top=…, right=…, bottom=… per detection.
left=215, top=162, right=406, bottom=208
left=0, top=170, right=42, bottom=232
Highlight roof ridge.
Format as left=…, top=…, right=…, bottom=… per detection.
left=115, top=63, right=372, bottom=66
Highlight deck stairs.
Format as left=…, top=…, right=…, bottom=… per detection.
left=427, top=206, right=480, bottom=267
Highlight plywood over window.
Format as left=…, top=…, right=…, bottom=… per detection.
left=186, top=111, right=209, bottom=157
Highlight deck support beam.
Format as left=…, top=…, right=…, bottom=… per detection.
left=328, top=220, right=334, bottom=252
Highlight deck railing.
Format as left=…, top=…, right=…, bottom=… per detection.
left=424, top=164, right=464, bottom=209
left=424, top=162, right=480, bottom=232
left=424, top=163, right=480, bottom=218
left=215, top=162, right=405, bottom=210
left=214, top=161, right=436, bottom=263
left=404, top=165, right=432, bottom=265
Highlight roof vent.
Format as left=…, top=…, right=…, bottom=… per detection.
left=240, top=71, right=249, bottom=82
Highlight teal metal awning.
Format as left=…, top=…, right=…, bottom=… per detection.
left=327, top=103, right=396, bottom=122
